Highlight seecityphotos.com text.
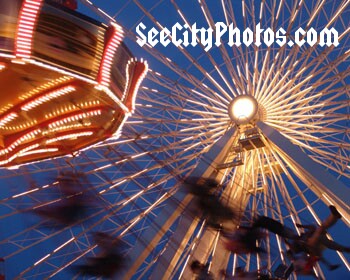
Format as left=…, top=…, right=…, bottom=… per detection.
left=136, top=22, right=339, bottom=51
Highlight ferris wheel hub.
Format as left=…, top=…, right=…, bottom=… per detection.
left=228, top=95, right=259, bottom=125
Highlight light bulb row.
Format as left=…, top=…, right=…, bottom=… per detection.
left=48, top=110, right=102, bottom=128
left=98, top=22, right=124, bottom=87
left=21, top=86, right=76, bottom=111
left=45, top=131, right=94, bottom=144
left=16, top=0, right=43, bottom=58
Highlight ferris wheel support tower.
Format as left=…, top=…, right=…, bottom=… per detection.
left=121, top=95, right=350, bottom=279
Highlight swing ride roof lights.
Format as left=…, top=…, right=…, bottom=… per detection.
left=97, top=22, right=124, bottom=87
left=0, top=0, right=148, bottom=167
left=15, top=0, right=44, bottom=59
left=228, top=95, right=259, bottom=125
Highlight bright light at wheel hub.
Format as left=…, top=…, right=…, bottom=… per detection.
left=228, top=95, right=259, bottom=125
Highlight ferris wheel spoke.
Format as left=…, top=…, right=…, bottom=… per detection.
left=146, top=70, right=230, bottom=108
left=93, top=141, right=210, bottom=200
left=3, top=194, right=131, bottom=260
left=124, top=26, right=231, bottom=104
left=175, top=0, right=239, bottom=98
left=20, top=184, right=186, bottom=278
left=262, top=44, right=347, bottom=112
left=3, top=174, right=194, bottom=272
left=220, top=0, right=252, bottom=93
left=132, top=1, right=234, bottom=101
left=139, top=84, right=225, bottom=112
left=263, top=143, right=312, bottom=224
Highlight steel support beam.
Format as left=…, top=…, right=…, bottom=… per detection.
left=120, top=127, right=237, bottom=280
left=258, top=121, right=350, bottom=225
left=150, top=127, right=237, bottom=280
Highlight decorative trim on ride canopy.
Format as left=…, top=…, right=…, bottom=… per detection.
left=0, top=113, right=19, bottom=127
left=15, top=0, right=44, bottom=59
left=21, top=85, right=76, bottom=111
left=0, top=84, right=77, bottom=127
left=97, top=22, right=124, bottom=87
left=122, top=58, right=148, bottom=113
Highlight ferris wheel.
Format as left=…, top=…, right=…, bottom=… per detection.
left=0, top=0, right=349, bottom=279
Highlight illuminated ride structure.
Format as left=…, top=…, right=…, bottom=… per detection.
left=0, top=1, right=349, bottom=280
left=0, top=0, right=148, bottom=167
